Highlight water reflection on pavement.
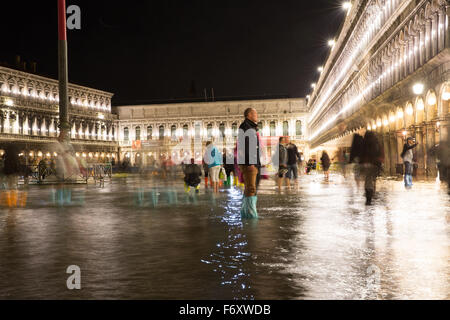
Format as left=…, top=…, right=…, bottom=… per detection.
left=0, top=174, right=448, bottom=299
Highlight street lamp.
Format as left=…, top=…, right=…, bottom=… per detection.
left=328, top=39, right=336, bottom=47
left=412, top=83, right=424, bottom=95
left=311, top=83, right=316, bottom=89
left=318, top=66, right=324, bottom=73
left=5, top=99, right=14, bottom=107
left=342, top=2, right=352, bottom=11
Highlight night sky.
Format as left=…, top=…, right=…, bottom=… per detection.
left=1, top=0, right=345, bottom=105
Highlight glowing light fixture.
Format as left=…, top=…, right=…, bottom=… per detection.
left=328, top=39, right=336, bottom=47
left=412, top=83, right=424, bottom=95
left=5, top=99, right=14, bottom=107
left=342, top=2, right=352, bottom=11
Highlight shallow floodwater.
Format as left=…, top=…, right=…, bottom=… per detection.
left=0, top=174, right=449, bottom=299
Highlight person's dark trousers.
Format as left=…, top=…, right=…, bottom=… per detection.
left=286, top=164, right=298, bottom=180
left=404, top=162, right=413, bottom=188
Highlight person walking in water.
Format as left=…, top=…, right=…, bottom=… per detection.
left=401, top=137, right=418, bottom=189
left=360, top=131, right=383, bottom=205
left=285, top=137, right=301, bottom=188
left=205, top=141, right=222, bottom=194
left=320, top=151, right=331, bottom=182
left=238, top=108, right=262, bottom=219
left=276, top=137, right=289, bottom=192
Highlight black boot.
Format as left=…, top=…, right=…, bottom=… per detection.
left=365, top=189, right=373, bottom=206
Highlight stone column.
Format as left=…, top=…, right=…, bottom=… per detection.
left=383, top=133, right=391, bottom=176
left=397, top=132, right=405, bottom=165
left=425, top=18, right=432, bottom=61
left=426, top=122, right=437, bottom=178
left=445, top=4, right=450, bottom=49
left=414, top=126, right=426, bottom=178
left=389, top=133, right=398, bottom=176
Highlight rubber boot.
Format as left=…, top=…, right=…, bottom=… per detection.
left=365, top=189, right=373, bottom=206
left=241, top=196, right=258, bottom=219
left=233, top=176, right=238, bottom=186
left=226, top=176, right=231, bottom=187
left=184, top=183, right=191, bottom=193
left=205, top=177, right=209, bottom=188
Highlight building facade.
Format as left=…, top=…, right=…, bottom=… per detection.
left=115, top=99, right=308, bottom=166
left=0, top=66, right=118, bottom=163
left=308, top=0, right=450, bottom=177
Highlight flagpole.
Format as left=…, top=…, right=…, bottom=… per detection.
left=58, top=0, right=70, bottom=142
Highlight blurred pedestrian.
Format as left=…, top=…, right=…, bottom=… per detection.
left=349, top=133, right=365, bottom=188
left=285, top=137, right=300, bottom=188
left=360, top=131, right=384, bottom=205
left=275, top=137, right=289, bottom=192
left=2, top=144, right=23, bottom=207
left=320, top=151, right=331, bottom=182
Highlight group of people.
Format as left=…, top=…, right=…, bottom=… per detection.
left=276, top=136, right=302, bottom=191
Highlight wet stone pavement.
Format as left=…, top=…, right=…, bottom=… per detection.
left=0, top=174, right=448, bottom=300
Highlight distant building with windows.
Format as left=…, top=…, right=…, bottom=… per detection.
left=114, top=98, right=308, bottom=166
left=0, top=65, right=118, bottom=162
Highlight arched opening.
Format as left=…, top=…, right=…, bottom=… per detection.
left=135, top=126, right=141, bottom=141
left=296, top=120, right=303, bottom=137
left=219, top=123, right=225, bottom=139
left=207, top=124, right=213, bottom=140
left=147, top=126, right=152, bottom=141
left=405, top=102, right=414, bottom=128
left=232, top=123, right=238, bottom=137
left=441, top=83, right=450, bottom=117
left=171, top=125, right=177, bottom=141
left=396, top=108, right=405, bottom=131
left=195, top=123, right=201, bottom=140
left=183, top=124, right=189, bottom=138
left=415, top=97, right=425, bottom=124
left=270, top=121, right=276, bottom=137
left=283, top=121, right=289, bottom=136
left=426, top=90, right=438, bottom=121
left=159, top=125, right=165, bottom=140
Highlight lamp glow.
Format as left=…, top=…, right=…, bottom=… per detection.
left=412, top=83, right=424, bottom=95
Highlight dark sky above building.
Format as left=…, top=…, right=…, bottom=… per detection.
left=1, top=0, right=345, bottom=105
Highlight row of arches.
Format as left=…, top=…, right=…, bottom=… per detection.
left=121, top=120, right=304, bottom=142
